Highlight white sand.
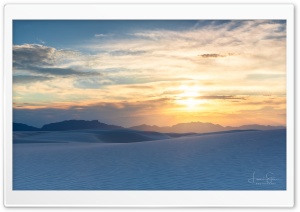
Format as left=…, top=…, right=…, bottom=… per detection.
left=13, top=129, right=286, bottom=190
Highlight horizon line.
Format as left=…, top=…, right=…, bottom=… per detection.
left=13, top=119, right=287, bottom=129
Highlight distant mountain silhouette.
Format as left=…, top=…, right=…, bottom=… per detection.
left=13, top=120, right=285, bottom=133
left=129, top=122, right=285, bottom=134
left=13, top=123, right=40, bottom=131
left=41, top=120, right=123, bottom=131
left=234, top=124, right=285, bottom=131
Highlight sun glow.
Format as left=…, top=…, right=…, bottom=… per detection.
left=179, top=85, right=200, bottom=98
left=175, top=85, right=206, bottom=110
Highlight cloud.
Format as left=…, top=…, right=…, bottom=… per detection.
left=29, top=66, right=99, bottom=76
left=13, top=44, right=81, bottom=69
left=109, top=50, right=148, bottom=56
left=13, top=44, right=100, bottom=77
left=246, top=74, right=285, bottom=80
left=13, top=44, right=56, bottom=67
left=13, top=75, right=53, bottom=84
left=94, top=33, right=113, bottom=37
left=240, top=99, right=286, bottom=106
left=124, top=85, right=153, bottom=89
left=37, top=38, right=45, bottom=44
left=263, top=35, right=286, bottom=40
left=200, top=54, right=226, bottom=58
left=83, top=20, right=285, bottom=80
left=199, top=95, right=246, bottom=100
left=73, top=77, right=114, bottom=89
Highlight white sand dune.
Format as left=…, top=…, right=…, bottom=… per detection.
left=13, top=129, right=172, bottom=144
left=13, top=129, right=286, bottom=190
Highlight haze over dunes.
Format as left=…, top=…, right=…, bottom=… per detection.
left=13, top=20, right=286, bottom=128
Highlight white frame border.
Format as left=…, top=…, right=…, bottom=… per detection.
left=3, top=3, right=294, bottom=207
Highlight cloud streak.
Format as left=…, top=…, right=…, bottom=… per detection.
left=94, top=33, right=113, bottom=37
left=200, top=53, right=236, bottom=58
left=13, top=75, right=53, bottom=84
left=198, top=95, right=246, bottom=100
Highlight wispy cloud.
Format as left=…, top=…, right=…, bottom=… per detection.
left=29, top=66, right=99, bottom=76
left=198, top=95, right=246, bottom=100
left=37, top=38, right=45, bottom=44
left=200, top=54, right=225, bottom=58
left=246, top=73, right=285, bottom=80
left=94, top=33, right=113, bottom=37
left=73, top=77, right=113, bottom=89
left=199, top=53, right=236, bottom=58
left=13, top=75, right=53, bottom=84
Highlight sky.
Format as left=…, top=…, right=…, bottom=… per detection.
left=13, top=20, right=286, bottom=128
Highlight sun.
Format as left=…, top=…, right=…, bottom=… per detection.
left=184, top=98, right=198, bottom=109
left=175, top=85, right=206, bottom=111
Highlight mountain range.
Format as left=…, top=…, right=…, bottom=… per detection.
left=129, top=122, right=285, bottom=133
left=13, top=123, right=40, bottom=131
left=13, top=120, right=122, bottom=132
left=13, top=120, right=285, bottom=134
left=40, top=120, right=123, bottom=131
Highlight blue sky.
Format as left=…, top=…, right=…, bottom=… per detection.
left=13, top=20, right=286, bottom=127
left=13, top=20, right=285, bottom=48
left=13, top=20, right=202, bottom=49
